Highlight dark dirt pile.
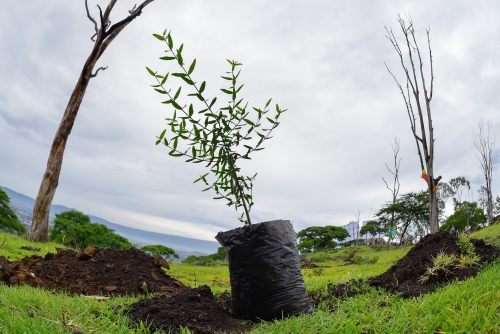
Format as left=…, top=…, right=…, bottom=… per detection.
left=368, top=232, right=500, bottom=297
left=0, top=246, right=187, bottom=296
left=127, top=285, right=251, bottom=334
left=311, top=232, right=500, bottom=304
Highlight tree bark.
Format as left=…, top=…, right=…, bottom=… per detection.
left=29, top=0, right=154, bottom=242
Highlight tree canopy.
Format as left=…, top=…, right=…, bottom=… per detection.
left=141, top=245, right=179, bottom=260
left=440, top=201, right=486, bottom=232
left=296, top=226, right=349, bottom=253
left=360, top=220, right=387, bottom=241
left=0, top=189, right=26, bottom=236
left=49, top=210, right=132, bottom=249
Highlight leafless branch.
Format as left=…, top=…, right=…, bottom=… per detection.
left=85, top=0, right=98, bottom=38
left=90, top=66, right=108, bottom=78
left=385, top=13, right=440, bottom=233
left=473, top=117, right=496, bottom=224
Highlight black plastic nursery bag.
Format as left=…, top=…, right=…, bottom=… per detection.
left=215, top=219, right=313, bottom=321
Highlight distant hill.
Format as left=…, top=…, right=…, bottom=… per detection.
left=0, top=185, right=219, bottom=255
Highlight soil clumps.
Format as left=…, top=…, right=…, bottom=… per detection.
left=368, top=232, right=500, bottom=298
left=0, top=246, right=187, bottom=296
left=313, top=232, right=500, bottom=304
left=127, top=285, right=251, bottom=334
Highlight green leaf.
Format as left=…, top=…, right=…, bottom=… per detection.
left=266, top=98, right=272, bottom=107
left=153, top=34, right=165, bottom=41
left=194, top=173, right=209, bottom=183
left=172, top=100, right=183, bottom=110
left=167, top=33, right=173, bottom=49
left=180, top=77, right=194, bottom=85
left=192, top=146, right=197, bottom=158
left=161, top=73, right=169, bottom=85
left=209, top=98, right=217, bottom=108
left=173, top=137, right=178, bottom=150
left=161, top=100, right=172, bottom=104
left=200, top=81, right=206, bottom=93
left=221, top=76, right=232, bottom=81
left=172, top=73, right=187, bottom=78
left=188, top=59, right=196, bottom=75
left=220, top=88, right=232, bottom=95
left=160, top=56, right=176, bottom=61
left=169, top=150, right=183, bottom=157
left=146, top=67, right=156, bottom=76
left=266, top=117, right=277, bottom=124
left=236, top=84, right=244, bottom=93
left=189, top=104, right=194, bottom=117
left=159, top=129, right=167, bottom=140
left=177, top=52, right=184, bottom=66
left=243, top=118, right=255, bottom=126
left=174, top=87, right=182, bottom=100
left=154, top=88, right=167, bottom=94
left=196, top=94, right=204, bottom=101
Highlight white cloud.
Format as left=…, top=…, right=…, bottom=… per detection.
left=2, top=0, right=500, bottom=241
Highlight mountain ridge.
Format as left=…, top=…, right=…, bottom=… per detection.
left=0, top=185, right=219, bottom=255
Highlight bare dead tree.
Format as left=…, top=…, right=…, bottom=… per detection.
left=473, top=117, right=496, bottom=225
left=355, top=209, right=361, bottom=245
left=385, top=14, right=442, bottom=234
left=382, top=136, right=401, bottom=229
left=29, top=0, right=155, bottom=242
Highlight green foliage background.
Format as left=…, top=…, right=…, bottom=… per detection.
left=49, top=210, right=132, bottom=250
left=0, top=188, right=26, bottom=236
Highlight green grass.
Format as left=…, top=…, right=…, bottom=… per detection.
left=302, top=245, right=412, bottom=292
left=169, top=262, right=230, bottom=294
left=250, top=259, right=500, bottom=333
left=0, top=226, right=499, bottom=333
left=0, top=232, right=67, bottom=261
left=471, top=222, right=500, bottom=247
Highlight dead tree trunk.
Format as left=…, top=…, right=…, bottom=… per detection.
left=382, top=136, right=401, bottom=230
left=29, top=0, right=155, bottom=242
left=385, top=14, right=442, bottom=234
left=473, top=117, right=496, bottom=225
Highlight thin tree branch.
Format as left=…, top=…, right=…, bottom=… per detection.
left=90, top=66, right=108, bottom=78
left=85, top=0, right=98, bottom=39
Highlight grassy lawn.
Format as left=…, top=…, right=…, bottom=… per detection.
left=0, top=224, right=499, bottom=333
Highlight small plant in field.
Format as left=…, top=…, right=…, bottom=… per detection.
left=147, top=30, right=286, bottom=225
left=418, top=251, right=456, bottom=284
left=312, top=268, right=325, bottom=276
left=457, top=253, right=480, bottom=268
left=353, top=256, right=379, bottom=265
left=457, top=232, right=475, bottom=256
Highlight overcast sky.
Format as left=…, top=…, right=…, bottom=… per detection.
left=1, top=0, right=499, bottom=241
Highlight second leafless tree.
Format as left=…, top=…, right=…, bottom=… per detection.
left=385, top=14, right=441, bottom=233
left=473, top=117, right=496, bottom=225
left=382, top=136, right=401, bottom=229
left=29, top=0, right=155, bottom=242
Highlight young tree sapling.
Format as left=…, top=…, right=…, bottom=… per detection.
left=147, top=30, right=286, bottom=225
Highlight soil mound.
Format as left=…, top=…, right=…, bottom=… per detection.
left=127, top=285, right=251, bottom=334
left=0, top=246, right=187, bottom=296
left=368, top=232, right=500, bottom=298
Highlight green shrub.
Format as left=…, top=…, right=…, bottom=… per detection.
left=49, top=210, right=132, bottom=249
left=0, top=189, right=26, bottom=236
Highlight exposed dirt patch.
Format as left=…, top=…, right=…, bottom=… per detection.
left=368, top=232, right=500, bottom=298
left=0, top=246, right=187, bottom=296
left=127, top=285, right=251, bottom=334
left=310, top=279, right=369, bottom=308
